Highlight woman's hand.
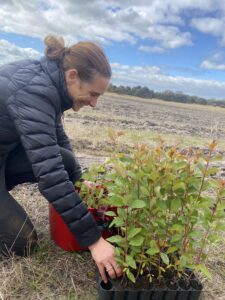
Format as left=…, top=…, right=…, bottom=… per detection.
left=83, top=180, right=96, bottom=189
left=88, top=237, right=123, bottom=283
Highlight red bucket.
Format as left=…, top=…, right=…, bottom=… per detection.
left=49, top=204, right=117, bottom=252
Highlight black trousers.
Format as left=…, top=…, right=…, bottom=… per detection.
left=0, top=144, right=82, bottom=257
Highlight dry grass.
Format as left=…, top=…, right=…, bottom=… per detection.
left=1, top=94, right=225, bottom=299
left=65, top=120, right=225, bottom=157
left=0, top=183, right=99, bottom=300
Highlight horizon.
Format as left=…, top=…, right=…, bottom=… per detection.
left=0, top=1, right=225, bottom=100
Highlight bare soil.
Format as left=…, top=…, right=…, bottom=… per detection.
left=68, top=93, right=225, bottom=139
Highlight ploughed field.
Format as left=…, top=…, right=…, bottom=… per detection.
left=66, top=93, right=225, bottom=140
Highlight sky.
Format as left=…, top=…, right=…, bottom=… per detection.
left=0, top=0, right=225, bottom=99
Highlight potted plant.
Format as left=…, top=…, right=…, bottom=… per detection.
left=49, top=163, right=117, bottom=251
left=95, top=136, right=225, bottom=300
left=49, top=129, right=125, bottom=251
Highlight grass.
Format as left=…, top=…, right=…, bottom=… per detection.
left=1, top=94, right=225, bottom=299
left=65, top=118, right=225, bottom=157
left=0, top=184, right=99, bottom=300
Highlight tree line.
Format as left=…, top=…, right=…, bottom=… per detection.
left=108, top=84, right=225, bottom=107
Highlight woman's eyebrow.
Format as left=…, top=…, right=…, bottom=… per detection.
left=90, top=91, right=101, bottom=96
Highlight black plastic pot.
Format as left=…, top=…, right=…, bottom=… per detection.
left=98, top=277, right=203, bottom=300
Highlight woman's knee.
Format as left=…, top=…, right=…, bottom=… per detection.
left=0, top=229, right=38, bottom=257
left=0, top=190, right=38, bottom=257
left=5, top=143, right=36, bottom=190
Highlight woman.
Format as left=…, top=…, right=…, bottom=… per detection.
left=0, top=35, right=122, bottom=283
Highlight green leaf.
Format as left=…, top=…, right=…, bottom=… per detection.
left=140, top=186, right=149, bottom=196
left=109, top=195, right=124, bottom=206
left=137, top=171, right=145, bottom=179
left=107, top=235, right=123, bottom=244
left=173, top=161, right=187, bottom=170
left=112, top=217, right=125, bottom=227
left=154, top=186, right=161, bottom=197
left=149, top=240, right=159, bottom=249
left=171, top=199, right=181, bottom=211
left=125, top=255, right=136, bottom=269
left=171, top=234, right=182, bottom=243
left=130, top=200, right=146, bottom=209
left=196, top=197, right=213, bottom=209
left=128, top=228, right=142, bottom=239
left=196, top=159, right=206, bottom=173
left=126, top=269, right=136, bottom=283
left=173, top=182, right=185, bottom=192
left=146, top=247, right=159, bottom=255
left=157, top=218, right=166, bottom=227
left=157, top=200, right=167, bottom=211
left=160, top=253, right=169, bottom=265
left=118, top=206, right=127, bottom=215
left=179, top=255, right=189, bottom=268
left=166, top=246, right=177, bottom=254
left=129, top=235, right=144, bottom=247
left=196, top=264, right=212, bottom=279
left=127, top=171, right=136, bottom=179
left=148, top=173, right=158, bottom=181
left=114, top=163, right=127, bottom=178
left=105, top=211, right=117, bottom=217
left=170, top=224, right=183, bottom=232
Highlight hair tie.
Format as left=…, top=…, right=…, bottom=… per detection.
left=60, top=47, right=70, bottom=61
left=64, top=47, right=70, bottom=55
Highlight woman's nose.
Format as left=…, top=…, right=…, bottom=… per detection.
left=89, top=97, right=98, bottom=108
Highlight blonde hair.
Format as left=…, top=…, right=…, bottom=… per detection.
left=44, top=35, right=111, bottom=82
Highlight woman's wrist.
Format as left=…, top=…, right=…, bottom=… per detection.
left=88, top=236, right=103, bottom=251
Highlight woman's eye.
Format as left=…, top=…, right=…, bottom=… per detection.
left=90, top=92, right=98, bottom=97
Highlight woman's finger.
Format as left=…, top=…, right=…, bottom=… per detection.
left=98, top=264, right=108, bottom=284
left=105, top=264, right=116, bottom=280
left=107, top=260, right=123, bottom=278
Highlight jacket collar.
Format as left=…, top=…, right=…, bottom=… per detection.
left=40, top=56, right=73, bottom=112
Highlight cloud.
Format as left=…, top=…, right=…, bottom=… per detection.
left=191, top=17, right=225, bottom=45
left=0, top=39, right=41, bottom=65
left=0, top=0, right=222, bottom=49
left=139, top=45, right=165, bottom=53
left=201, top=52, right=225, bottom=71
left=111, top=62, right=225, bottom=99
left=0, top=0, right=225, bottom=100
left=201, top=60, right=225, bottom=71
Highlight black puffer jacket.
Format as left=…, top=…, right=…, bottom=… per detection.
left=0, top=57, right=101, bottom=247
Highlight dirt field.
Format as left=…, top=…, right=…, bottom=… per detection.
left=67, top=93, right=225, bottom=140
left=1, top=93, right=225, bottom=300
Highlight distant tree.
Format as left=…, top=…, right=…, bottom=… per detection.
left=161, top=90, right=175, bottom=101
left=197, top=98, right=207, bottom=105
left=108, top=84, right=223, bottom=107
left=133, top=86, right=150, bottom=98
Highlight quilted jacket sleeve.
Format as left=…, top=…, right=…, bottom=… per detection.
left=6, top=85, right=101, bottom=247
left=56, top=114, right=73, bottom=152
left=56, top=113, right=82, bottom=183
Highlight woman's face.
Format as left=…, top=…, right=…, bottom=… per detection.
left=65, top=70, right=110, bottom=112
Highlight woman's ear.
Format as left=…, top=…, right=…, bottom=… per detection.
left=65, top=69, right=78, bottom=85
